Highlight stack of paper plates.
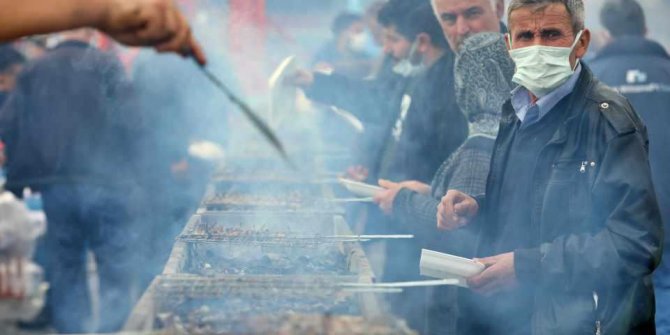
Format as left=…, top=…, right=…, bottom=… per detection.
left=420, top=249, right=485, bottom=288
left=338, top=178, right=384, bottom=198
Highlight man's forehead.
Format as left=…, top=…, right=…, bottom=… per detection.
left=509, top=3, right=572, bottom=31
left=435, top=0, right=491, bottom=12
left=383, top=26, right=400, bottom=37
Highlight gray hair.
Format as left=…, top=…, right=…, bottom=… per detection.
left=431, top=0, right=501, bottom=12
left=507, top=0, right=585, bottom=34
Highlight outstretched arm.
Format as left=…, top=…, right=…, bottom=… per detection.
left=0, top=0, right=205, bottom=64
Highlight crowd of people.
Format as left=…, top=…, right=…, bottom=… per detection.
left=0, top=0, right=219, bottom=333
left=289, top=0, right=670, bottom=334
left=0, top=0, right=669, bottom=334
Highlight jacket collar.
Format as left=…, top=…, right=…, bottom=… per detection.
left=594, top=36, right=669, bottom=61
left=501, top=65, right=596, bottom=145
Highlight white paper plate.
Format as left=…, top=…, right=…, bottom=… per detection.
left=338, top=178, right=384, bottom=198
left=420, top=249, right=485, bottom=279
left=268, top=56, right=297, bottom=127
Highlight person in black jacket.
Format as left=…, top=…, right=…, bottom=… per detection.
left=287, top=0, right=426, bottom=177
left=589, top=1, right=670, bottom=333
left=0, top=29, right=142, bottom=333
left=438, top=1, right=663, bottom=333
left=0, top=45, right=26, bottom=108
left=367, top=3, right=469, bottom=332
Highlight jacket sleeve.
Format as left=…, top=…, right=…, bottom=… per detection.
left=0, top=76, right=25, bottom=144
left=0, top=94, right=16, bottom=142
left=515, top=129, right=664, bottom=289
left=393, top=188, right=442, bottom=241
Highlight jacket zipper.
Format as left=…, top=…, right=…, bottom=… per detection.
left=594, top=291, right=602, bottom=335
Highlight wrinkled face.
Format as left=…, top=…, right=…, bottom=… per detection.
left=382, top=26, right=412, bottom=63
left=432, top=0, right=502, bottom=52
left=507, top=3, right=590, bottom=68
left=0, top=64, right=23, bottom=92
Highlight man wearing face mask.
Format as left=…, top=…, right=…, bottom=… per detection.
left=363, top=3, right=470, bottom=333
left=287, top=0, right=424, bottom=177
left=373, top=2, right=467, bottom=186
left=312, top=12, right=375, bottom=80
left=436, top=0, right=662, bottom=333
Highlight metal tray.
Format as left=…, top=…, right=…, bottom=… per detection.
left=201, top=183, right=344, bottom=213
left=124, top=274, right=405, bottom=334
left=167, top=214, right=373, bottom=278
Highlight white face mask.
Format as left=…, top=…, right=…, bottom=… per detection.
left=348, top=31, right=370, bottom=53
left=509, top=30, right=584, bottom=97
left=393, top=39, right=426, bottom=77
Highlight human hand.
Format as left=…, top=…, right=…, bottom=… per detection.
left=436, top=190, right=478, bottom=230
left=344, top=165, right=369, bottom=182
left=98, top=0, right=206, bottom=64
left=284, top=69, right=315, bottom=88
left=467, top=252, right=518, bottom=296
left=0, top=257, right=25, bottom=300
left=373, top=179, right=401, bottom=215
left=171, top=158, right=190, bottom=179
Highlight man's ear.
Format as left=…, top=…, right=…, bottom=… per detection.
left=495, top=0, right=505, bottom=20
left=417, top=33, right=431, bottom=53
left=575, top=29, right=591, bottom=59
left=504, top=33, right=512, bottom=51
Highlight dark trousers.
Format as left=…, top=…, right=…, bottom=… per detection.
left=655, top=253, right=670, bottom=334
left=41, top=184, right=135, bottom=334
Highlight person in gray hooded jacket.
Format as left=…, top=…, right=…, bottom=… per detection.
left=373, top=32, right=515, bottom=335
left=373, top=32, right=514, bottom=252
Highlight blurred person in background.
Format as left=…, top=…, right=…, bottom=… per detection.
left=0, top=0, right=206, bottom=65
left=287, top=0, right=426, bottom=179
left=431, top=0, right=507, bottom=51
left=373, top=2, right=468, bottom=186
left=131, top=44, right=233, bottom=293
left=437, top=0, right=662, bottom=333
left=374, top=32, right=515, bottom=335
left=0, top=45, right=26, bottom=193
left=364, top=1, right=386, bottom=57
left=0, top=29, right=143, bottom=333
left=589, top=0, right=670, bottom=333
left=312, top=12, right=375, bottom=79
left=362, top=2, right=469, bottom=332
left=0, top=45, right=26, bottom=108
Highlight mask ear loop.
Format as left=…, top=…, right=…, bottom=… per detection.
left=407, top=37, right=422, bottom=64
left=570, top=30, right=584, bottom=71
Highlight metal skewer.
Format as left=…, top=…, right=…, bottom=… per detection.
left=177, top=234, right=414, bottom=243
left=326, top=197, right=375, bottom=203
left=339, top=279, right=461, bottom=289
